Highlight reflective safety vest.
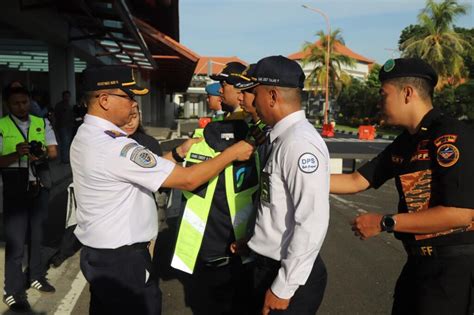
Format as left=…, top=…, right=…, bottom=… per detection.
left=171, top=121, right=260, bottom=274
left=0, top=115, right=46, bottom=163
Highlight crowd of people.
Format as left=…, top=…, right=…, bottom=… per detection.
left=0, top=55, right=473, bottom=315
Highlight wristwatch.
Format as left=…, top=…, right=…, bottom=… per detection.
left=380, top=214, right=396, bottom=233
left=171, top=146, right=185, bottom=163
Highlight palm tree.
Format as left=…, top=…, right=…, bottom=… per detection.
left=400, top=0, right=470, bottom=87
left=301, top=29, right=356, bottom=99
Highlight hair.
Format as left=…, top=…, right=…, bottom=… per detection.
left=386, top=77, right=434, bottom=101
left=262, top=85, right=301, bottom=104
left=3, top=86, right=30, bottom=102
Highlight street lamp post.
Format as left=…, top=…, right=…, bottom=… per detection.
left=302, top=5, right=333, bottom=137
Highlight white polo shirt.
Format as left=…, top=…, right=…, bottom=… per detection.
left=248, top=110, right=330, bottom=299
left=71, top=114, right=175, bottom=249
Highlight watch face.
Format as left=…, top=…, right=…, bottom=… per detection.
left=383, top=215, right=395, bottom=232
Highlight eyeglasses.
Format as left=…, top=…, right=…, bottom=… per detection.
left=95, top=93, right=135, bottom=102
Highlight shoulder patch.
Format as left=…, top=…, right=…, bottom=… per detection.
left=120, top=143, right=138, bottom=157
left=104, top=130, right=127, bottom=138
left=434, top=134, right=457, bottom=147
left=130, top=147, right=157, bottom=168
left=437, top=144, right=459, bottom=167
left=298, top=152, right=319, bottom=173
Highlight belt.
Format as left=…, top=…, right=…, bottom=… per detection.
left=200, top=256, right=237, bottom=268
left=404, top=244, right=474, bottom=257
left=85, top=242, right=150, bottom=254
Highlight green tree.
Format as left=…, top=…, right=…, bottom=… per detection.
left=400, top=0, right=470, bottom=87
left=301, top=29, right=356, bottom=100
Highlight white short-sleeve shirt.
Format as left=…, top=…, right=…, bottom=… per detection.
left=248, top=110, right=330, bottom=299
left=71, top=114, right=175, bottom=249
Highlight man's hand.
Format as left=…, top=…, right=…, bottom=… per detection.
left=229, top=238, right=249, bottom=256
left=177, top=138, right=203, bottom=158
left=262, top=289, right=290, bottom=315
left=351, top=213, right=383, bottom=240
left=228, top=140, right=254, bottom=161
left=16, top=142, right=30, bottom=157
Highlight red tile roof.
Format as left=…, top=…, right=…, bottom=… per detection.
left=288, top=40, right=375, bottom=65
left=194, top=56, right=248, bottom=75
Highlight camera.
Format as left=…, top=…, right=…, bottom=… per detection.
left=29, top=140, right=45, bottom=158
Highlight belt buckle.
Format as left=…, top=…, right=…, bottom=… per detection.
left=205, top=256, right=231, bottom=268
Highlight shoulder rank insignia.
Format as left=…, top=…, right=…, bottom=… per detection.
left=104, top=130, right=127, bottom=138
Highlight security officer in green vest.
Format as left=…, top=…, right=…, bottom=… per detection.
left=171, top=117, right=260, bottom=314
left=0, top=86, right=58, bottom=312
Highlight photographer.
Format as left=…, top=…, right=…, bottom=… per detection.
left=0, top=86, right=58, bottom=312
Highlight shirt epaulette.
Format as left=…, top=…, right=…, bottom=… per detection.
left=104, top=130, right=127, bottom=138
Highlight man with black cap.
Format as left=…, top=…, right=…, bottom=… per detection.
left=210, top=61, right=249, bottom=120
left=245, top=55, right=330, bottom=315
left=71, top=65, right=253, bottom=315
left=331, top=58, right=474, bottom=314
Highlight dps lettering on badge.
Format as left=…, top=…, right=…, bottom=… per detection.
left=298, top=153, right=319, bottom=173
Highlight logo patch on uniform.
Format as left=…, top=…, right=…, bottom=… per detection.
left=120, top=143, right=138, bottom=157
left=434, top=134, right=457, bottom=147
left=130, top=147, right=156, bottom=168
left=391, top=155, right=404, bottom=164
left=298, top=153, right=319, bottom=173
left=235, top=167, right=248, bottom=189
left=436, top=144, right=459, bottom=167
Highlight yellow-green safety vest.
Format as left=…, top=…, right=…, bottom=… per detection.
left=0, top=115, right=46, bottom=163
left=171, top=133, right=260, bottom=274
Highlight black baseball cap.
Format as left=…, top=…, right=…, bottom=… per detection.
left=209, top=62, right=247, bottom=86
left=234, top=64, right=259, bottom=90
left=250, top=55, right=305, bottom=89
left=82, top=65, right=149, bottom=96
left=379, top=58, right=438, bottom=87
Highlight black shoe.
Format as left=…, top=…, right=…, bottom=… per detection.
left=3, top=293, right=31, bottom=312
left=30, top=278, right=56, bottom=293
left=50, top=253, right=67, bottom=268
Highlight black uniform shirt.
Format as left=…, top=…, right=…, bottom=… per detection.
left=358, top=108, right=474, bottom=246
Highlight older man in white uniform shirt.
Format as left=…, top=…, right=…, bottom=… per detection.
left=245, top=56, right=330, bottom=315
left=71, top=65, right=253, bottom=315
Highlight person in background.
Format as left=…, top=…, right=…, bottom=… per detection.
left=0, top=86, right=58, bottom=312
left=54, top=90, right=74, bottom=163
left=205, top=82, right=225, bottom=121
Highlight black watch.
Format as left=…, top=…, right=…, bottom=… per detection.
left=172, top=147, right=185, bottom=163
left=380, top=214, right=396, bottom=233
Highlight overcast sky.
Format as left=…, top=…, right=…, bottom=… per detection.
left=180, top=0, right=473, bottom=65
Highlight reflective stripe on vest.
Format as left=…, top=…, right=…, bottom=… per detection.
left=0, top=115, right=46, bottom=163
left=171, top=140, right=260, bottom=274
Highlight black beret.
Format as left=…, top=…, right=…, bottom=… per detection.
left=379, top=58, right=438, bottom=87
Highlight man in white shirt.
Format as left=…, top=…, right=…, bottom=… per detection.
left=71, top=65, right=253, bottom=315
left=0, top=86, right=58, bottom=312
left=245, top=56, right=330, bottom=315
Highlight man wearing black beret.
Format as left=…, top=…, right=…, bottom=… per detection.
left=331, top=58, right=474, bottom=314
left=245, top=55, right=330, bottom=315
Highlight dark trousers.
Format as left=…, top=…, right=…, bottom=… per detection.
left=185, top=257, right=253, bottom=315
left=80, top=244, right=161, bottom=315
left=392, top=255, right=474, bottom=315
left=253, top=254, right=327, bottom=315
left=57, top=127, right=72, bottom=163
left=3, top=188, right=49, bottom=295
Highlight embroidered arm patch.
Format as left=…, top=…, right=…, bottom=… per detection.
left=130, top=147, right=157, bottom=168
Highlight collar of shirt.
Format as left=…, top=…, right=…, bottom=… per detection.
left=412, top=107, right=441, bottom=139
left=83, top=114, right=127, bottom=136
left=269, top=110, right=306, bottom=143
left=10, top=114, right=30, bottom=127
